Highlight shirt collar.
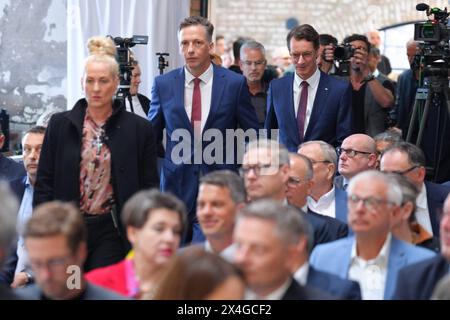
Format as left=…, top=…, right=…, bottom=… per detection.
left=293, top=262, right=309, bottom=286
left=351, top=233, right=392, bottom=266
left=294, top=67, right=320, bottom=89
left=185, top=63, right=213, bottom=85
left=416, top=182, right=427, bottom=210
left=373, top=69, right=380, bottom=78
left=308, top=186, right=335, bottom=206
left=25, top=175, right=32, bottom=189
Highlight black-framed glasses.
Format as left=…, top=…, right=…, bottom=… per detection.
left=287, top=176, right=309, bottom=187
left=381, top=166, right=419, bottom=175
left=239, top=164, right=279, bottom=177
left=336, top=147, right=372, bottom=158
left=348, top=194, right=395, bottom=212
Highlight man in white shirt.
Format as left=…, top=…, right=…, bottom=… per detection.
left=380, top=142, right=450, bottom=236
left=234, top=199, right=330, bottom=300
left=299, top=140, right=348, bottom=223
left=195, top=170, right=246, bottom=261
left=310, top=170, right=435, bottom=299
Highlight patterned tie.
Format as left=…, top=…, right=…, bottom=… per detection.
left=191, top=78, right=202, bottom=135
left=297, top=81, right=308, bottom=141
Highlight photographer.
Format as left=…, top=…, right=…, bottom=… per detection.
left=124, top=57, right=150, bottom=119
left=326, top=34, right=395, bottom=137
left=317, top=34, right=338, bottom=75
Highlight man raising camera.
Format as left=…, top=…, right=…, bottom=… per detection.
left=325, top=34, right=395, bottom=137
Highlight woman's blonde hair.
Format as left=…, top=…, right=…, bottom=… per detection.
left=84, top=36, right=119, bottom=78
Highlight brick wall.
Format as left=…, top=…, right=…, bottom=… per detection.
left=214, top=0, right=449, bottom=59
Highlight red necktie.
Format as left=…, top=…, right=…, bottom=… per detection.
left=297, top=81, right=308, bottom=141
left=191, top=78, right=201, bottom=135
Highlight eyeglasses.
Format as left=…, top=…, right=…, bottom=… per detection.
left=29, top=256, right=70, bottom=272
left=287, top=176, right=309, bottom=187
left=336, top=147, right=372, bottom=158
left=381, top=166, right=419, bottom=175
left=348, top=194, right=394, bottom=212
left=291, top=51, right=314, bottom=61
left=239, top=164, right=280, bottom=177
left=242, top=60, right=266, bottom=67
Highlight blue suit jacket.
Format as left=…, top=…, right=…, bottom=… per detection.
left=309, top=235, right=436, bottom=299
left=334, top=187, right=348, bottom=224
left=425, top=180, right=450, bottom=237
left=305, top=209, right=348, bottom=249
left=307, top=265, right=361, bottom=300
left=149, top=64, right=259, bottom=214
left=265, top=71, right=352, bottom=152
left=392, top=255, right=449, bottom=300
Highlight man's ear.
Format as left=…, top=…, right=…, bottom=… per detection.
left=325, top=163, right=335, bottom=181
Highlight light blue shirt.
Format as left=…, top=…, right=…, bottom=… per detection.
left=15, top=176, right=34, bottom=274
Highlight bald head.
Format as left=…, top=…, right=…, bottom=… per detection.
left=338, top=134, right=377, bottom=179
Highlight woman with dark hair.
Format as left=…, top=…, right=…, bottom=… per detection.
left=151, top=246, right=245, bottom=300
left=85, top=190, right=186, bottom=298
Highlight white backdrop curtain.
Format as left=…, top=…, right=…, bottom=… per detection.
left=67, top=0, right=189, bottom=109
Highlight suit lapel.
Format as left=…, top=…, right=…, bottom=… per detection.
left=174, top=68, right=194, bottom=132
left=204, top=64, right=225, bottom=132
left=305, top=72, right=329, bottom=138
left=384, top=237, right=406, bottom=299
left=335, top=188, right=348, bottom=224
left=279, top=74, right=299, bottom=143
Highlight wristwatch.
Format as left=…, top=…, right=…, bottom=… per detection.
left=24, top=272, right=33, bottom=284
left=361, top=73, right=375, bottom=84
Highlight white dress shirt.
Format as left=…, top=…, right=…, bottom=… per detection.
left=204, top=240, right=236, bottom=262
left=293, top=262, right=309, bottom=286
left=293, top=67, right=321, bottom=136
left=184, top=64, right=214, bottom=133
left=307, top=186, right=336, bottom=218
left=415, top=182, right=433, bottom=235
left=348, top=233, right=392, bottom=300
left=125, top=95, right=148, bottom=119
left=244, top=278, right=292, bottom=300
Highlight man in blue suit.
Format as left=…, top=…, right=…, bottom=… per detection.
left=380, top=142, right=450, bottom=237
left=310, top=170, right=436, bottom=300
left=392, top=194, right=450, bottom=299
left=148, top=16, right=259, bottom=243
left=265, top=24, right=352, bottom=152
left=298, top=140, right=348, bottom=224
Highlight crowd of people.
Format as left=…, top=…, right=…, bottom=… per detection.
left=0, top=15, right=450, bottom=301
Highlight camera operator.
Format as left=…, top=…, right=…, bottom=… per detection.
left=326, top=34, right=395, bottom=137
left=124, top=57, right=150, bottom=119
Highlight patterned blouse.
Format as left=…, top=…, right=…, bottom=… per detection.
left=79, top=111, right=114, bottom=214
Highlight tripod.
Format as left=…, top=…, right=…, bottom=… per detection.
left=406, top=69, right=450, bottom=180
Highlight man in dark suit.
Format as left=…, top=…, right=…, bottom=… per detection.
left=234, top=200, right=331, bottom=300
left=286, top=153, right=348, bottom=247
left=393, top=193, right=450, bottom=299
left=148, top=16, right=259, bottom=243
left=289, top=201, right=361, bottom=299
left=265, top=24, right=352, bottom=152
left=0, top=183, right=20, bottom=300
left=298, top=140, right=348, bottom=223
left=380, top=142, right=450, bottom=237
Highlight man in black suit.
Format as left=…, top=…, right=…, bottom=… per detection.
left=0, top=183, right=19, bottom=299
left=241, top=139, right=347, bottom=249
left=287, top=153, right=348, bottom=246
left=393, top=193, right=450, bottom=299
left=233, top=199, right=331, bottom=299
left=380, top=142, right=450, bottom=237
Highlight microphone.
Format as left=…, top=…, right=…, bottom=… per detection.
left=416, top=3, right=429, bottom=11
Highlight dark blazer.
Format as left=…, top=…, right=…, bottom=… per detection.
left=334, top=187, right=348, bottom=224
left=425, top=180, right=450, bottom=237
left=307, top=265, right=361, bottom=300
left=15, top=282, right=128, bottom=300
left=33, top=99, right=159, bottom=230
left=137, top=93, right=150, bottom=115
left=282, top=278, right=333, bottom=300
left=392, top=255, right=449, bottom=300
left=265, top=71, right=352, bottom=152
left=0, top=154, right=25, bottom=182
left=0, top=176, right=27, bottom=285
left=306, top=209, right=348, bottom=249
left=148, top=64, right=259, bottom=216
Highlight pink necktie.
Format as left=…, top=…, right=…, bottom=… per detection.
left=297, top=81, right=308, bottom=141
left=191, top=78, right=201, bottom=135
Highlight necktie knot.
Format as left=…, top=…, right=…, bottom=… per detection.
left=301, top=80, right=308, bottom=88
left=193, top=78, right=201, bottom=86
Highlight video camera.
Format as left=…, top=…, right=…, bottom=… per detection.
left=108, top=35, right=148, bottom=100
left=414, top=3, right=450, bottom=77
